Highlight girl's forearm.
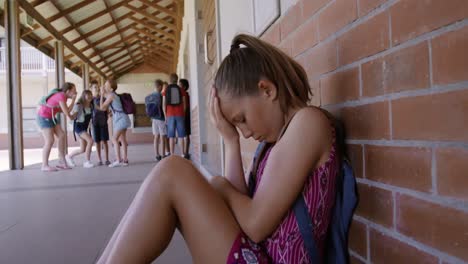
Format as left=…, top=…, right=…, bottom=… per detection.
left=224, top=139, right=248, bottom=194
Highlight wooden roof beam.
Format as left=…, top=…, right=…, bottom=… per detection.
left=46, top=0, right=95, bottom=23
left=137, top=0, right=177, bottom=19
left=138, top=37, right=173, bottom=57
left=125, top=4, right=177, bottom=31
left=129, top=16, right=175, bottom=40
left=103, top=0, right=137, bottom=65
left=133, top=27, right=174, bottom=49
left=31, top=0, right=49, bottom=7
left=18, top=0, right=107, bottom=77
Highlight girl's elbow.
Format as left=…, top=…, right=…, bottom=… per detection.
left=244, top=221, right=268, bottom=243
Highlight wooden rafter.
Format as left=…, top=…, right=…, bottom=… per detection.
left=88, top=32, right=139, bottom=59
left=137, top=37, right=173, bottom=57
left=103, top=0, right=136, bottom=65
left=17, top=0, right=107, bottom=77
left=125, top=3, right=177, bottom=31
left=133, top=27, right=174, bottom=49
left=46, top=0, right=95, bottom=23
left=129, top=16, right=175, bottom=40
left=93, top=39, right=140, bottom=66
left=37, top=1, right=127, bottom=47
left=141, top=47, right=172, bottom=64
left=70, top=12, right=134, bottom=45
left=31, top=0, right=49, bottom=7
left=137, top=0, right=177, bottom=19
left=21, top=24, right=40, bottom=37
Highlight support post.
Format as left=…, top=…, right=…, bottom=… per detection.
left=83, top=63, right=89, bottom=90
left=5, top=0, right=24, bottom=170
left=54, top=40, right=67, bottom=152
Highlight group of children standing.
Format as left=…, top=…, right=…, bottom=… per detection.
left=37, top=79, right=130, bottom=171
left=145, top=73, right=191, bottom=161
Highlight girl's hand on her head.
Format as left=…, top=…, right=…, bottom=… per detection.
left=209, top=87, right=239, bottom=142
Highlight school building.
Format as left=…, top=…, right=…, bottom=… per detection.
left=0, top=0, right=467, bottom=263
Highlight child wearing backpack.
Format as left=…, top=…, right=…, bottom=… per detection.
left=65, top=90, right=95, bottom=169
left=91, top=80, right=110, bottom=166
left=36, top=82, right=78, bottom=172
left=162, top=73, right=188, bottom=157
left=97, top=79, right=131, bottom=168
left=179, top=78, right=191, bottom=160
left=97, top=34, right=355, bottom=264
left=145, top=79, right=167, bottom=161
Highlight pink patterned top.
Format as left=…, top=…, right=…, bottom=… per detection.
left=253, top=137, right=339, bottom=264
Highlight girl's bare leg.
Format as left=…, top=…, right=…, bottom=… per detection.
left=80, top=132, right=93, bottom=161
left=96, top=142, right=102, bottom=163
left=68, top=136, right=86, bottom=158
left=40, top=128, right=55, bottom=168
left=120, top=129, right=128, bottom=161
left=54, top=125, right=67, bottom=164
left=97, top=156, right=240, bottom=264
left=103, top=141, right=109, bottom=162
left=112, top=130, right=123, bottom=162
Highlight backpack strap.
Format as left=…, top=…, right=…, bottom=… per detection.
left=293, top=195, right=321, bottom=264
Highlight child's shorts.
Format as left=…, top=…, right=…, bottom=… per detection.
left=227, top=233, right=270, bottom=264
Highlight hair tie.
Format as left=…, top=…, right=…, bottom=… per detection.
left=230, top=44, right=240, bottom=54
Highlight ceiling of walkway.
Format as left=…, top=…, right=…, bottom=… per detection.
left=0, top=0, right=184, bottom=79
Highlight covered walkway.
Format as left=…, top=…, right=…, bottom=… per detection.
left=0, top=144, right=191, bottom=263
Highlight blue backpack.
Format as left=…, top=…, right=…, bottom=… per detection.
left=145, top=92, right=164, bottom=119
left=248, top=117, right=358, bottom=264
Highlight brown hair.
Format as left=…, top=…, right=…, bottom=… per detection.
left=214, top=34, right=311, bottom=114
left=169, top=73, right=178, bottom=84
left=78, top=90, right=93, bottom=105
left=60, top=82, right=76, bottom=93
left=155, top=79, right=163, bottom=88
left=107, top=78, right=118, bottom=91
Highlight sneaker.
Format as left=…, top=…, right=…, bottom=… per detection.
left=155, top=155, right=162, bottom=161
left=183, top=154, right=191, bottom=160
left=83, top=161, right=95, bottom=168
left=108, top=160, right=121, bottom=168
left=121, top=160, right=129, bottom=167
left=105, top=160, right=111, bottom=166
left=65, top=155, right=76, bottom=167
left=98, top=161, right=103, bottom=166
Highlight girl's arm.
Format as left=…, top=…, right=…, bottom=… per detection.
left=215, top=108, right=332, bottom=243
left=59, top=96, right=77, bottom=120
left=209, top=88, right=248, bottom=193
left=98, top=93, right=114, bottom=111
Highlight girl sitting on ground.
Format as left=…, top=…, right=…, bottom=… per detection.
left=97, top=34, right=339, bottom=264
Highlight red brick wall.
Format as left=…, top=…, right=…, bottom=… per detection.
left=254, top=0, right=468, bottom=263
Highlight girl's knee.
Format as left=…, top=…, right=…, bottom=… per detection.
left=149, top=156, right=195, bottom=184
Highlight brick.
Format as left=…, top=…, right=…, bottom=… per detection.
left=391, top=0, right=468, bottom=45
left=349, top=220, right=367, bottom=257
left=318, top=0, right=358, bottom=41
left=280, top=3, right=302, bottom=40
left=397, top=194, right=468, bottom=261
left=356, top=183, right=394, bottom=228
left=304, top=40, right=338, bottom=79
left=291, top=18, right=319, bottom=57
left=340, top=101, right=390, bottom=140
left=362, top=41, right=430, bottom=97
left=392, top=89, right=468, bottom=141
left=338, top=11, right=389, bottom=66
left=301, top=0, right=331, bottom=21
left=365, top=145, right=432, bottom=192
left=432, top=26, right=468, bottom=85
left=321, top=67, right=360, bottom=105
left=370, top=229, right=438, bottom=263
left=279, top=36, right=293, bottom=57
left=347, top=144, right=364, bottom=178
left=358, top=0, right=387, bottom=17
left=261, top=22, right=281, bottom=46
left=437, top=147, right=468, bottom=199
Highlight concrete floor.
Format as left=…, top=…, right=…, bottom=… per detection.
left=0, top=144, right=192, bottom=264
